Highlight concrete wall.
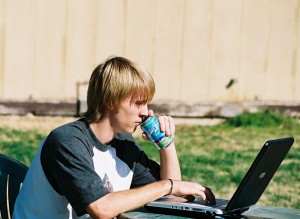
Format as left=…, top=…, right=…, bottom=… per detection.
left=0, top=0, right=300, bottom=107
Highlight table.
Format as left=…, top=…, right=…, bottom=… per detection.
left=119, top=205, right=300, bottom=219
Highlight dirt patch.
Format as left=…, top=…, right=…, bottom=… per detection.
left=0, top=114, right=224, bottom=136
left=0, top=114, right=76, bottom=134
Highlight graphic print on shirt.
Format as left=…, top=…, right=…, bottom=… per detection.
left=102, top=173, right=114, bottom=192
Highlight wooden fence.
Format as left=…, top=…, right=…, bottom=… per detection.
left=0, top=0, right=299, bottom=107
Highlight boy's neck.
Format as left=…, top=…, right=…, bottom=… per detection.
left=89, top=119, right=115, bottom=145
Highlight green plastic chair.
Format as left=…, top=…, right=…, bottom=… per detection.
left=0, top=154, right=28, bottom=219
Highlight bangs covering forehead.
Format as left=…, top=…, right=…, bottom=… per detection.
left=103, top=57, right=155, bottom=109
left=129, top=83, right=154, bottom=105
left=126, top=68, right=155, bottom=105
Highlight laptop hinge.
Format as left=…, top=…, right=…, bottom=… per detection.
left=226, top=207, right=249, bottom=215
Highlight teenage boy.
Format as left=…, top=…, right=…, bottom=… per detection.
left=13, top=56, right=215, bottom=219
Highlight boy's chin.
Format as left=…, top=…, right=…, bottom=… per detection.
left=121, top=126, right=137, bottom=134
left=132, top=126, right=137, bottom=133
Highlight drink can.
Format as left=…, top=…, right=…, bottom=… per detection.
left=140, top=116, right=173, bottom=150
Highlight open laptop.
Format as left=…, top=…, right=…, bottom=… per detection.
left=144, top=137, right=294, bottom=218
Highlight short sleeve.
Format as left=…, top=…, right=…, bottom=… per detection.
left=112, top=134, right=161, bottom=188
left=41, top=128, right=109, bottom=216
left=131, top=149, right=161, bottom=188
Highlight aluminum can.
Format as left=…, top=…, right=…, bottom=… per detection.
left=140, top=116, right=173, bottom=150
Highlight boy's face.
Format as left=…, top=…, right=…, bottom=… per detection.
left=107, top=97, right=149, bottom=134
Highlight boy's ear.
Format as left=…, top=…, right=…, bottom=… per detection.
left=106, top=103, right=118, bottom=112
left=105, top=103, right=114, bottom=111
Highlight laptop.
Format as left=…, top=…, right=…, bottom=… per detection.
left=144, top=137, right=294, bottom=218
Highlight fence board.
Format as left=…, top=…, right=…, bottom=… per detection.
left=152, top=0, right=185, bottom=100
left=181, top=0, right=213, bottom=101
left=4, top=0, right=36, bottom=99
left=34, top=0, right=67, bottom=99
left=265, top=0, right=298, bottom=100
left=125, top=0, right=156, bottom=71
left=295, top=0, right=300, bottom=100
left=95, top=0, right=126, bottom=61
left=64, top=0, right=97, bottom=98
left=239, top=0, right=272, bottom=101
left=0, top=0, right=4, bottom=98
left=208, top=0, right=243, bottom=101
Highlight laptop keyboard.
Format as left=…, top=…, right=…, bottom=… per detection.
left=191, top=198, right=229, bottom=208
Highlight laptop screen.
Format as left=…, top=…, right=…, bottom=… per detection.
left=225, top=137, right=294, bottom=213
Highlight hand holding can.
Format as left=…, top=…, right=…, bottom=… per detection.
left=140, top=116, right=173, bottom=150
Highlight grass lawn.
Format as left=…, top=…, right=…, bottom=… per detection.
left=0, top=111, right=299, bottom=209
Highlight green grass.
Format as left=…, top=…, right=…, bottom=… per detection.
left=225, top=109, right=298, bottom=128
left=137, top=110, right=300, bottom=209
left=0, top=110, right=299, bottom=209
left=0, top=127, right=45, bottom=166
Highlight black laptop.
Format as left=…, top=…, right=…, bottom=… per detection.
left=144, top=137, right=294, bottom=218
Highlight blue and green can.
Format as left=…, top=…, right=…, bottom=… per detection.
left=140, top=116, right=173, bottom=150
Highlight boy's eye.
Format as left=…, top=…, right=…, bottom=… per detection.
left=135, top=100, right=146, bottom=106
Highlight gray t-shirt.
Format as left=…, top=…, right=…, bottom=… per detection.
left=13, top=118, right=160, bottom=219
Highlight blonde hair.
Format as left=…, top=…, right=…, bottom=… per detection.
left=83, top=56, right=155, bottom=122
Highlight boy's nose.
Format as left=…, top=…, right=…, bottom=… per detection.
left=140, top=104, right=149, bottom=117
